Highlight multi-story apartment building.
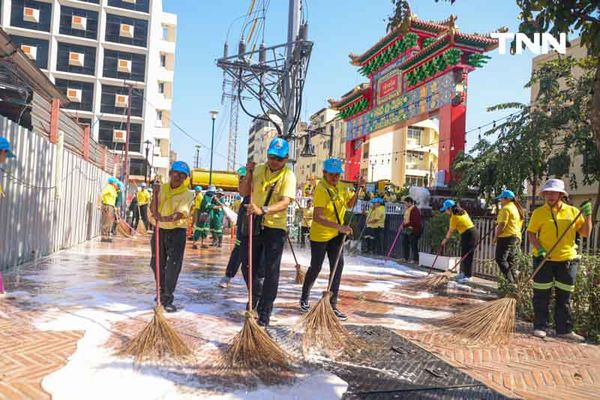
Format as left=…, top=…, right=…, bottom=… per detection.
left=359, top=119, right=439, bottom=188
left=0, top=0, right=176, bottom=180
left=247, top=113, right=281, bottom=163
left=296, top=107, right=345, bottom=187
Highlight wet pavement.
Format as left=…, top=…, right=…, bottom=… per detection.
left=0, top=234, right=598, bottom=399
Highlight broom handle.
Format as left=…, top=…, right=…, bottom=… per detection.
left=327, top=181, right=363, bottom=291
left=286, top=234, right=300, bottom=266
left=448, top=227, right=494, bottom=273
left=152, top=185, right=161, bottom=307
left=248, top=188, right=254, bottom=310
left=521, top=207, right=586, bottom=292
left=385, top=223, right=404, bottom=259
left=426, top=245, right=444, bottom=275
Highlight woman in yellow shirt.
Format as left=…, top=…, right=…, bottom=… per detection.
left=300, top=158, right=364, bottom=321
left=493, top=189, right=525, bottom=282
left=364, top=198, right=386, bottom=255
left=440, top=199, right=479, bottom=283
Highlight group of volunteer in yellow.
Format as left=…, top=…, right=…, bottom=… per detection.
left=97, top=134, right=593, bottom=341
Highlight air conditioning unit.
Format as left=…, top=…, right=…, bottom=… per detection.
left=117, top=59, right=132, bottom=73
left=68, top=52, right=85, bottom=67
left=115, top=94, right=129, bottom=108
left=122, top=0, right=137, bottom=3
left=66, top=88, right=82, bottom=103
left=71, top=15, right=87, bottom=30
left=20, top=45, right=37, bottom=60
left=23, top=7, right=40, bottom=23
left=113, top=129, right=127, bottom=143
left=119, top=23, right=134, bottom=38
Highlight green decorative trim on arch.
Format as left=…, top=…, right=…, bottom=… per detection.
left=359, top=33, right=419, bottom=77
left=339, top=98, right=369, bottom=120
left=404, top=48, right=463, bottom=88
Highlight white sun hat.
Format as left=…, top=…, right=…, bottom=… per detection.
left=541, top=178, right=568, bottom=195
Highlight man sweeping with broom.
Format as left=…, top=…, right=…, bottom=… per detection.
left=149, top=161, right=195, bottom=313
left=527, top=179, right=592, bottom=341
left=239, top=137, right=296, bottom=327
left=300, top=158, right=363, bottom=321
left=100, top=177, right=120, bottom=242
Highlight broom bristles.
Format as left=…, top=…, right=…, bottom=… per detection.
left=222, top=311, right=291, bottom=377
left=119, top=306, right=192, bottom=361
left=294, top=264, right=305, bottom=285
left=296, top=291, right=363, bottom=356
left=136, top=222, right=147, bottom=235
left=116, top=220, right=134, bottom=238
left=440, top=297, right=517, bottom=343
left=405, top=271, right=451, bottom=291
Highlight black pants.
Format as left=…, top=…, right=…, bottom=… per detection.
left=139, top=204, right=149, bottom=229
left=533, top=258, right=578, bottom=334
left=400, top=232, right=420, bottom=262
left=150, top=228, right=187, bottom=306
left=364, top=227, right=383, bottom=254
left=131, top=207, right=140, bottom=229
left=301, top=234, right=345, bottom=308
left=300, top=226, right=310, bottom=247
left=460, top=228, right=479, bottom=277
left=225, top=238, right=244, bottom=278
left=240, top=227, right=285, bottom=322
left=495, top=236, right=520, bottom=282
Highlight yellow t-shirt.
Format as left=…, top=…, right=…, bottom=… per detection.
left=101, top=184, right=118, bottom=207
left=527, top=203, right=585, bottom=261
left=302, top=206, right=314, bottom=228
left=137, top=189, right=150, bottom=206
left=156, top=183, right=195, bottom=230
left=367, top=205, right=386, bottom=228
left=194, top=193, right=203, bottom=210
left=449, top=212, right=475, bottom=234
left=232, top=199, right=241, bottom=213
left=251, top=164, right=296, bottom=231
left=310, top=180, right=354, bottom=242
left=497, top=202, right=523, bottom=239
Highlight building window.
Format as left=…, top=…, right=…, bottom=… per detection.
left=405, top=175, right=425, bottom=187
left=158, top=82, right=165, bottom=94
left=162, top=25, right=169, bottom=40
left=103, top=50, right=146, bottom=82
left=56, top=43, right=96, bottom=75
left=98, top=120, right=142, bottom=152
left=160, top=54, right=166, bottom=68
left=100, top=85, right=143, bottom=116
left=156, top=110, right=163, bottom=126
left=11, top=36, right=49, bottom=69
left=311, top=163, right=316, bottom=173
left=54, top=79, right=94, bottom=111
left=108, top=0, right=150, bottom=13
left=11, top=0, right=52, bottom=32
left=407, top=127, right=422, bottom=145
left=105, top=14, right=148, bottom=47
left=60, top=6, right=98, bottom=39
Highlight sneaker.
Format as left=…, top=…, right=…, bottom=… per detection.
left=257, top=316, right=269, bottom=327
left=454, top=272, right=465, bottom=282
left=300, top=300, right=310, bottom=313
left=533, top=329, right=547, bottom=338
left=218, top=276, right=231, bottom=288
left=457, top=276, right=472, bottom=284
left=558, top=332, right=585, bottom=342
left=164, top=304, right=177, bottom=313
left=332, top=308, right=348, bottom=321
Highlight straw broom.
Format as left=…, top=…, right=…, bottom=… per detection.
left=119, top=186, right=191, bottom=361
left=116, top=219, right=135, bottom=238
left=136, top=206, right=147, bottom=235
left=222, top=183, right=291, bottom=377
left=407, top=228, right=494, bottom=291
left=287, top=235, right=305, bottom=284
left=297, top=183, right=364, bottom=355
left=440, top=207, right=586, bottom=344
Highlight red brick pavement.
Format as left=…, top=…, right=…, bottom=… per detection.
left=403, top=329, right=600, bottom=400
left=0, top=302, right=83, bottom=400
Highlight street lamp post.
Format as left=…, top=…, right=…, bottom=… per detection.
left=144, top=140, right=152, bottom=184
left=208, top=110, right=219, bottom=186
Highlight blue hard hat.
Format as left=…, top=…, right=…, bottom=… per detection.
left=194, top=186, right=202, bottom=191
left=140, top=183, right=147, bottom=188
left=170, top=161, right=190, bottom=176
left=370, top=197, right=384, bottom=204
left=235, top=194, right=241, bottom=200
left=117, top=181, right=124, bottom=191
left=0, top=137, right=16, bottom=158
left=439, top=199, right=456, bottom=212
left=496, top=189, right=515, bottom=200
left=207, top=184, right=216, bottom=193
left=237, top=166, right=247, bottom=177
left=108, top=176, right=118, bottom=184
left=323, top=158, right=344, bottom=174
left=267, top=137, right=289, bottom=158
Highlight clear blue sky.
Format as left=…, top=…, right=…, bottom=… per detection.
left=165, top=0, right=536, bottom=171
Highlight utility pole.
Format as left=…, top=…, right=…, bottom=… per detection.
left=194, top=145, right=202, bottom=168
left=283, top=0, right=301, bottom=168
left=209, top=111, right=218, bottom=185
